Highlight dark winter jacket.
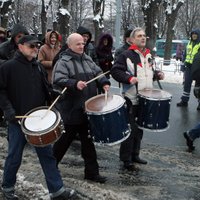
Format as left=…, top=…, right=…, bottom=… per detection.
left=96, top=33, right=113, bottom=74
left=191, top=49, right=200, bottom=83
left=0, top=51, right=51, bottom=116
left=184, top=29, right=200, bottom=66
left=0, top=24, right=29, bottom=65
left=0, top=26, right=7, bottom=44
left=52, top=48, right=110, bottom=125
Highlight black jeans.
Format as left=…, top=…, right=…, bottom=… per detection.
left=53, top=123, right=99, bottom=177
left=120, top=99, right=143, bottom=162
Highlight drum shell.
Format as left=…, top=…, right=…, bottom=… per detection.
left=136, top=89, right=172, bottom=132
left=21, top=106, right=64, bottom=147
left=85, top=94, right=130, bottom=145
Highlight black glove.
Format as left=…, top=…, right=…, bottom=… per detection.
left=194, top=87, right=200, bottom=99
left=50, top=88, right=62, bottom=100
left=3, top=107, right=16, bottom=122
left=180, top=64, right=185, bottom=72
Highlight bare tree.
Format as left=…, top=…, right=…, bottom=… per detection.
left=157, top=3, right=166, bottom=39
left=176, top=0, right=200, bottom=38
left=121, top=0, right=143, bottom=31
left=69, top=0, right=92, bottom=32
left=41, top=0, right=48, bottom=36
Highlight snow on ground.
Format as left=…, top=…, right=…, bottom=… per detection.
left=155, top=57, right=184, bottom=85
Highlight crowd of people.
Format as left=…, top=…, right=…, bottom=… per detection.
left=0, top=23, right=199, bottom=200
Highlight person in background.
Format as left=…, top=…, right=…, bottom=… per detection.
left=0, top=27, right=7, bottom=44
left=0, top=26, right=7, bottom=126
left=95, top=33, right=113, bottom=79
left=76, top=26, right=97, bottom=62
left=177, top=30, right=200, bottom=110
left=114, top=29, right=132, bottom=61
left=0, top=23, right=29, bottom=65
left=183, top=123, right=200, bottom=153
left=176, top=43, right=184, bottom=61
left=111, top=27, right=164, bottom=171
left=38, top=30, right=61, bottom=83
left=183, top=47, right=200, bottom=152
left=0, top=35, right=76, bottom=200
left=52, top=33, right=110, bottom=183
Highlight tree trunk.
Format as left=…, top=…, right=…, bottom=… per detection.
left=41, top=0, right=47, bottom=38
left=0, top=0, right=13, bottom=28
left=57, top=0, right=70, bottom=45
left=93, top=0, right=105, bottom=44
left=164, top=1, right=184, bottom=60
left=141, top=0, right=162, bottom=54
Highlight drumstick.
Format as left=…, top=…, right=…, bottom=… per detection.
left=15, top=115, right=39, bottom=119
left=3, top=115, right=38, bottom=119
left=86, top=71, right=110, bottom=85
left=105, top=90, right=108, bottom=105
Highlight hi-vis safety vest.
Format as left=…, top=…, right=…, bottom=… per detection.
left=185, top=42, right=200, bottom=64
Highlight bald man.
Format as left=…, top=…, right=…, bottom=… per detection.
left=52, top=33, right=110, bottom=183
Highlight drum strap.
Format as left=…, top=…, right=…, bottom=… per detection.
left=72, top=60, right=81, bottom=80
left=152, top=66, right=163, bottom=90
left=133, top=62, right=139, bottom=94
left=72, top=60, right=91, bottom=83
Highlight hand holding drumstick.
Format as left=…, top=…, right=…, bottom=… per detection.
left=77, top=71, right=110, bottom=91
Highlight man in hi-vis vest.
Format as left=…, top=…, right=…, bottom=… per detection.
left=177, top=29, right=200, bottom=110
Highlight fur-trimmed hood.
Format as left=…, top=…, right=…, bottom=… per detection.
left=96, top=33, right=113, bottom=52
left=44, top=30, right=60, bottom=48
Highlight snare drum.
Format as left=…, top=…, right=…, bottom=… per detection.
left=21, top=106, right=65, bottom=147
left=136, top=88, right=172, bottom=132
left=85, top=94, right=130, bottom=146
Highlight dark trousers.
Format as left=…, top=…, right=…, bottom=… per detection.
left=0, top=109, right=3, bottom=122
left=53, top=123, right=99, bottom=177
left=120, top=99, right=143, bottom=162
left=181, top=66, right=193, bottom=102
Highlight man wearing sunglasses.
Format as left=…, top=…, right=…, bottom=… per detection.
left=0, top=24, right=29, bottom=128
left=0, top=35, right=76, bottom=200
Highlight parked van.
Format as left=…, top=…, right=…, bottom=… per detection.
left=155, top=39, right=189, bottom=59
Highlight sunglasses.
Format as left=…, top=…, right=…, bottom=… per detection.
left=27, top=43, right=41, bottom=49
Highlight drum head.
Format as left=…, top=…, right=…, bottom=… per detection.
left=85, top=94, right=125, bottom=114
left=138, top=88, right=172, bottom=100
left=23, top=108, right=57, bottom=132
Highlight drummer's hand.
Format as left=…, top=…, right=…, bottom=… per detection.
left=129, top=76, right=138, bottom=84
left=103, top=84, right=110, bottom=92
left=77, top=81, right=87, bottom=90
left=157, top=72, right=164, bottom=80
